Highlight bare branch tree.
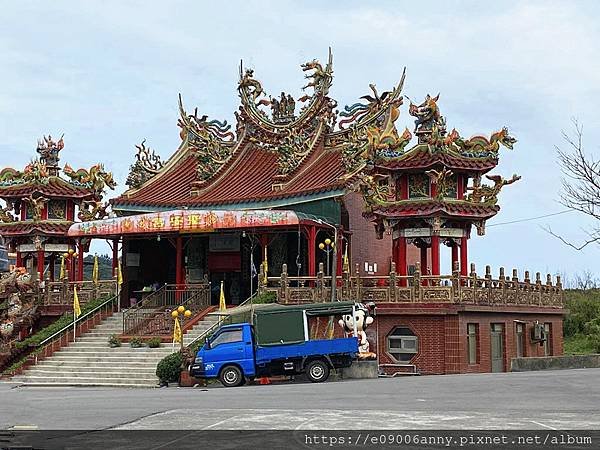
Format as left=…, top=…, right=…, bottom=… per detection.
left=551, top=118, right=600, bottom=249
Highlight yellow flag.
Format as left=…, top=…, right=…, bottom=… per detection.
left=92, top=254, right=99, bottom=284
left=73, top=286, right=81, bottom=318
left=343, top=242, right=349, bottom=273
left=173, top=317, right=182, bottom=343
left=117, top=260, right=123, bottom=286
left=59, top=255, right=65, bottom=280
left=219, top=281, right=226, bottom=311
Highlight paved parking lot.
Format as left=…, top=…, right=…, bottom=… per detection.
left=1, top=368, right=599, bottom=430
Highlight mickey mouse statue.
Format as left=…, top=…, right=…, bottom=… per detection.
left=339, top=302, right=376, bottom=360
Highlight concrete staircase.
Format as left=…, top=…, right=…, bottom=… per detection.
left=184, top=313, right=220, bottom=346
left=11, top=312, right=175, bottom=388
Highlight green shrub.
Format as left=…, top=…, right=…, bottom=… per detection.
left=14, top=295, right=113, bottom=350
left=563, top=289, right=600, bottom=337
left=146, top=337, right=162, bottom=348
left=156, top=351, right=183, bottom=383
left=252, top=291, right=277, bottom=304
left=590, top=333, right=600, bottom=354
left=108, top=334, right=121, bottom=348
left=129, top=337, right=144, bottom=348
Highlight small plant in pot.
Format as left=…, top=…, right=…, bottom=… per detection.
left=129, top=337, right=144, bottom=348
left=147, top=337, right=162, bottom=348
left=108, top=334, right=121, bottom=348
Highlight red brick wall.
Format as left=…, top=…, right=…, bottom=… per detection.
left=457, top=312, right=564, bottom=373
left=374, top=308, right=564, bottom=375
left=344, top=192, right=392, bottom=275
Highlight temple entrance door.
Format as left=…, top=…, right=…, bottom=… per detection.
left=490, top=323, right=504, bottom=372
left=210, top=272, right=242, bottom=306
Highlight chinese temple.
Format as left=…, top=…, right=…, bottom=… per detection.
left=61, top=50, right=564, bottom=375
left=0, top=135, right=116, bottom=281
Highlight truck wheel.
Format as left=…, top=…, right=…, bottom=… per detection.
left=306, top=360, right=330, bottom=383
left=220, top=365, right=243, bottom=387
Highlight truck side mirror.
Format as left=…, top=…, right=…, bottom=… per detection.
left=205, top=338, right=211, bottom=349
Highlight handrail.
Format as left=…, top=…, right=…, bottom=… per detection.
left=126, top=283, right=169, bottom=312
left=185, top=291, right=258, bottom=349
left=38, top=295, right=118, bottom=347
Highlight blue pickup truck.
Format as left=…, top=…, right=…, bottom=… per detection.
left=190, top=301, right=360, bottom=387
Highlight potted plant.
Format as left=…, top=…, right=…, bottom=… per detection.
left=108, top=334, right=121, bottom=348
left=146, top=337, right=161, bottom=348
left=129, top=337, right=144, bottom=348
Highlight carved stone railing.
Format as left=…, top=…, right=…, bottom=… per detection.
left=258, top=261, right=564, bottom=308
left=42, top=278, right=118, bottom=306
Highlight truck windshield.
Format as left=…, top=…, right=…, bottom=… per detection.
left=209, top=328, right=242, bottom=348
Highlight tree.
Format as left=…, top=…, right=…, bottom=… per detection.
left=547, top=119, right=600, bottom=250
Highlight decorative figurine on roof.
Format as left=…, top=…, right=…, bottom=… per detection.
left=125, top=140, right=164, bottom=189
left=455, top=127, right=517, bottom=157
left=301, top=57, right=333, bottom=91
left=63, top=163, right=117, bottom=196
left=0, top=202, right=15, bottom=223
left=409, top=93, right=445, bottom=143
left=22, top=159, right=49, bottom=184
left=78, top=199, right=110, bottom=222
left=467, top=173, right=521, bottom=205
left=270, top=92, right=296, bottom=124
left=175, top=95, right=236, bottom=186
left=36, top=134, right=64, bottom=176
left=23, top=194, right=48, bottom=222
left=426, top=168, right=454, bottom=200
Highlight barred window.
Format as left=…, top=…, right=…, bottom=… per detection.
left=387, top=327, right=418, bottom=362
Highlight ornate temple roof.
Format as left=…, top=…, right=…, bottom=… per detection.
left=0, top=136, right=115, bottom=201
left=113, top=51, right=518, bottom=220
left=0, top=136, right=117, bottom=240
left=0, top=221, right=72, bottom=237
left=366, top=200, right=500, bottom=220
left=0, top=176, right=98, bottom=200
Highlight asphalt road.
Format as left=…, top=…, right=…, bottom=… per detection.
left=1, top=368, right=599, bottom=431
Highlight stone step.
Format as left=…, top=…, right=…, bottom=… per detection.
left=20, top=369, right=158, bottom=379
left=11, top=381, right=157, bottom=388
left=65, top=342, right=174, bottom=349
left=26, top=365, right=158, bottom=373
left=35, top=361, right=160, bottom=369
left=46, top=355, right=169, bottom=363
left=54, top=344, right=177, bottom=356
left=12, top=376, right=157, bottom=386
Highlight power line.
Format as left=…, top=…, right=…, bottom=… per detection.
left=487, top=210, right=573, bottom=227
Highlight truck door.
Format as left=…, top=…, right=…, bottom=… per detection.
left=207, top=327, right=254, bottom=375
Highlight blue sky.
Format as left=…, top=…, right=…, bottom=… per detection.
left=1, top=1, right=599, bottom=283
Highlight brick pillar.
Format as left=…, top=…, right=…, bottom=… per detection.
left=16, top=251, right=23, bottom=268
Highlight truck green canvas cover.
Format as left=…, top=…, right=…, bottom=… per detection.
left=252, top=302, right=356, bottom=346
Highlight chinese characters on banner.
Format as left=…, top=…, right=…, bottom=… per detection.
left=68, top=209, right=300, bottom=237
